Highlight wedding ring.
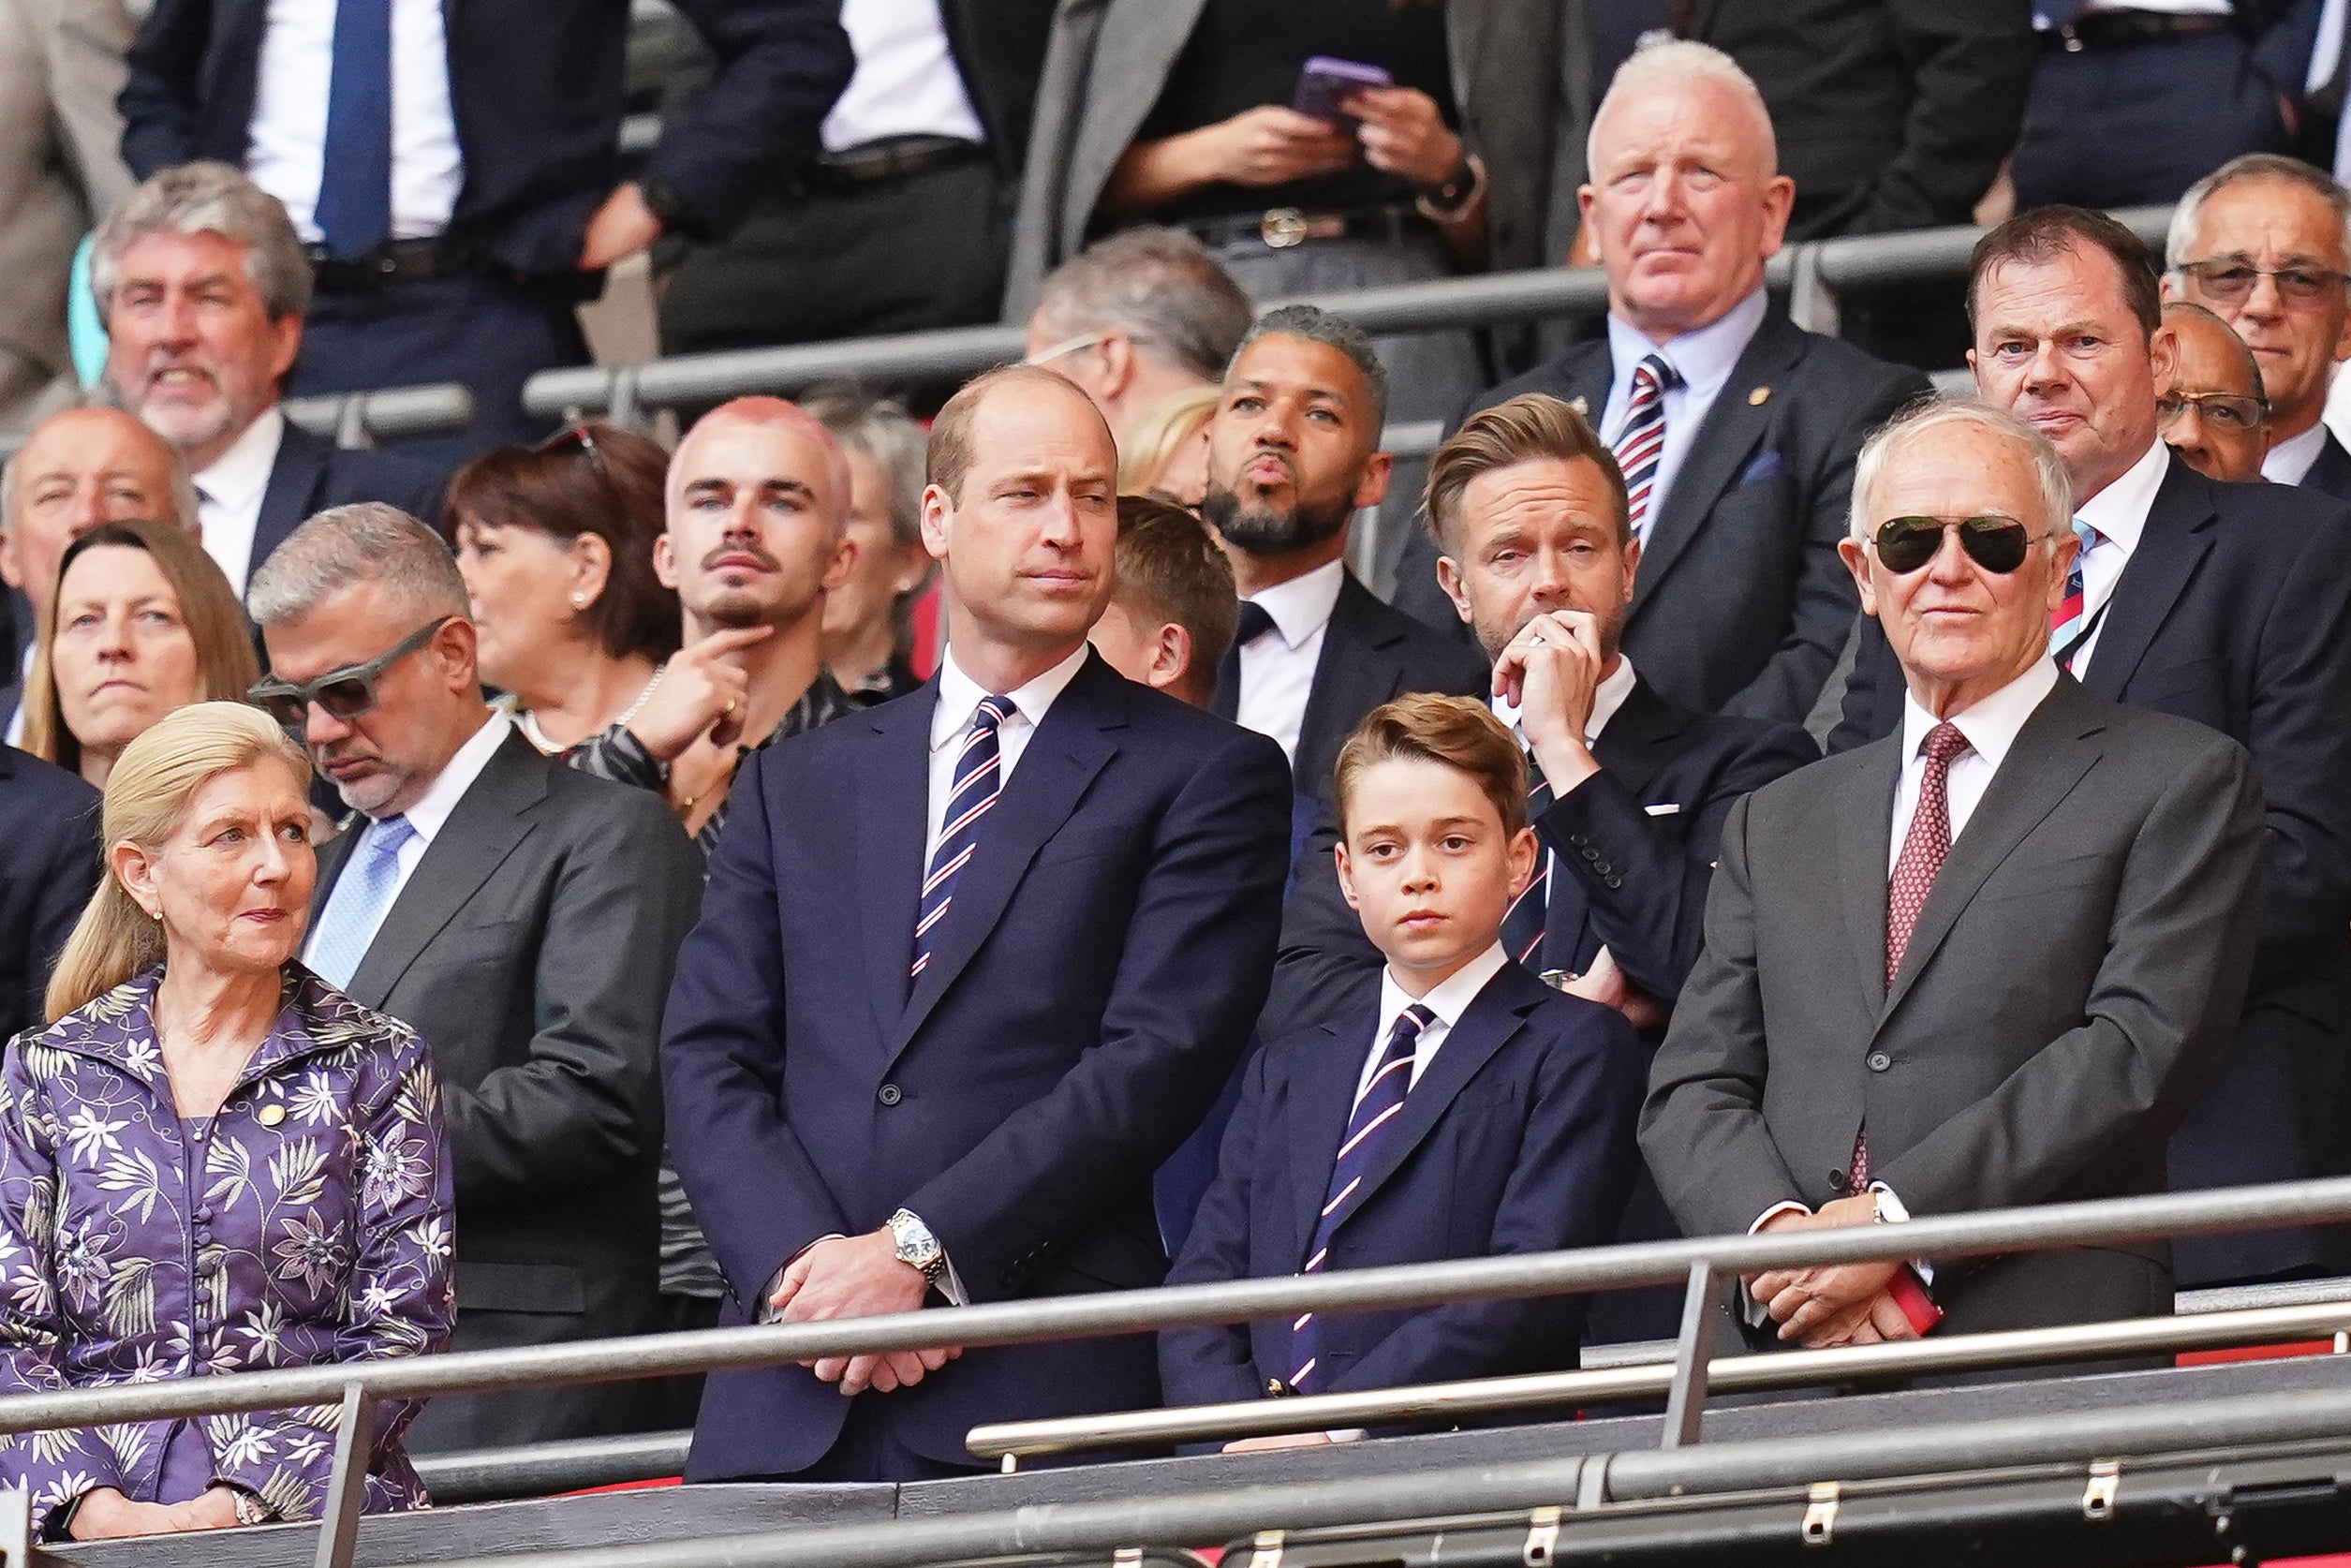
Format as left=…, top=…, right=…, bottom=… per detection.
left=722, top=698, right=739, bottom=717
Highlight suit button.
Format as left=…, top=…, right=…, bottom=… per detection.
left=877, top=1083, right=903, bottom=1107
left=1604, top=876, right=1623, bottom=890
left=1867, top=1052, right=1891, bottom=1072
left=1828, top=1168, right=1849, bottom=1192
left=1567, top=834, right=1589, bottom=848
left=1591, top=860, right=1612, bottom=875
left=1580, top=846, right=1600, bottom=861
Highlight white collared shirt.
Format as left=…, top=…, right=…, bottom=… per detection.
left=1360, top=942, right=1509, bottom=1103
left=1234, top=556, right=1347, bottom=765
left=245, top=0, right=465, bottom=245
left=1600, top=287, right=1769, bottom=522
left=301, top=709, right=510, bottom=965
left=2264, top=421, right=2329, bottom=486
left=821, top=0, right=986, bottom=154
left=2065, top=437, right=2169, bottom=678
left=924, top=642, right=1089, bottom=863
left=1889, top=657, right=2060, bottom=875
left=192, top=407, right=285, bottom=599
left=5, top=643, right=28, bottom=747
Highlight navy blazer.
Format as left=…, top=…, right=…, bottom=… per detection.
left=1215, top=570, right=1490, bottom=800
left=120, top=0, right=852, bottom=277
left=253, top=426, right=448, bottom=589
left=1161, top=962, right=1641, bottom=1410
left=1832, top=452, right=2351, bottom=1281
left=2299, top=429, right=2351, bottom=502
left=663, top=650, right=1294, bottom=1477
left=1393, top=310, right=1930, bottom=724
left=1265, top=673, right=1821, bottom=1043
left=0, top=746, right=100, bottom=1042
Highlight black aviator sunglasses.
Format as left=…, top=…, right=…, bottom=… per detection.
left=1870, top=514, right=2048, bottom=576
left=247, top=616, right=454, bottom=732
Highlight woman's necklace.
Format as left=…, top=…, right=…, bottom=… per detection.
left=519, top=667, right=666, bottom=755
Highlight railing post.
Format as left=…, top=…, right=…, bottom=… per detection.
left=607, top=367, right=644, bottom=433
left=333, top=394, right=373, bottom=451
left=1660, top=1261, right=1722, bottom=1449
left=313, top=1382, right=377, bottom=1568
left=1786, top=241, right=1841, bottom=339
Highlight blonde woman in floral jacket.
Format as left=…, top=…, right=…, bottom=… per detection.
left=0, top=703, right=452, bottom=1542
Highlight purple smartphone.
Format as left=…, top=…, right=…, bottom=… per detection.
left=1292, top=56, right=1393, bottom=126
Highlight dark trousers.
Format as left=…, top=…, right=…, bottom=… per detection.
left=2012, top=33, right=2289, bottom=211
left=658, top=160, right=1010, bottom=357
left=292, top=273, right=588, bottom=462
left=734, top=1391, right=985, bottom=1485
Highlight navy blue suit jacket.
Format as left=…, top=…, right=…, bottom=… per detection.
left=1832, top=453, right=2351, bottom=1280
left=1161, top=963, right=1642, bottom=1409
left=663, top=651, right=1294, bottom=1477
left=121, top=0, right=851, bottom=277
left=255, top=426, right=448, bottom=587
left=0, top=746, right=100, bottom=1042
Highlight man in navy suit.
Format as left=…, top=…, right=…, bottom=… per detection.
left=1163, top=695, right=1640, bottom=1429
left=93, top=164, right=444, bottom=599
left=0, top=742, right=99, bottom=1040
left=1833, top=206, right=2351, bottom=1287
left=662, top=364, right=1294, bottom=1482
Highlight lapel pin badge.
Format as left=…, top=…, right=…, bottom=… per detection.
left=1749, top=386, right=1772, bottom=407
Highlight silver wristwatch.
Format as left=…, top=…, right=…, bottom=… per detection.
left=888, top=1208, right=947, bottom=1284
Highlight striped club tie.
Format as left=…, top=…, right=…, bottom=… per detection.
left=1288, top=1003, right=1434, bottom=1392
left=912, top=695, right=1013, bottom=980
left=1499, top=760, right=1553, bottom=967
left=1614, top=354, right=1682, bottom=544
left=2048, top=519, right=2100, bottom=664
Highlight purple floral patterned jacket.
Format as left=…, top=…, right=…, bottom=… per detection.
left=0, top=967, right=454, bottom=1535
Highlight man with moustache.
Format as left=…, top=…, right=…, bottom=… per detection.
left=2158, top=302, right=2273, bottom=483
left=94, top=162, right=444, bottom=600
left=1206, top=304, right=1487, bottom=802
left=0, top=407, right=195, bottom=740
left=1835, top=206, right=2351, bottom=1287
left=662, top=364, right=1292, bottom=1483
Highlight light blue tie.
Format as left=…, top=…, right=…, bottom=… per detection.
left=307, top=815, right=416, bottom=989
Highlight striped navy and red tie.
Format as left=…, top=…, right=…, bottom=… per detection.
left=1614, top=353, right=1682, bottom=544
left=1288, top=1003, right=1434, bottom=1392
left=912, top=695, right=1013, bottom=979
left=1499, top=761, right=1552, bottom=967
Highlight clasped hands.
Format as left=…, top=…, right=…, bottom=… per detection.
left=1748, top=1197, right=1923, bottom=1348
left=768, top=1228, right=963, bottom=1397
left=67, top=1484, right=242, bottom=1540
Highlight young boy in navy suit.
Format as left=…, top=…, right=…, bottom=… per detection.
left=1161, top=694, right=1644, bottom=1446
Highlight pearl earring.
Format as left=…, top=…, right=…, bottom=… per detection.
left=571, top=594, right=586, bottom=608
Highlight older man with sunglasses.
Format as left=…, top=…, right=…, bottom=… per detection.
left=248, top=502, right=702, bottom=1451
left=1646, top=399, right=2263, bottom=1354
left=1833, top=206, right=2351, bottom=1291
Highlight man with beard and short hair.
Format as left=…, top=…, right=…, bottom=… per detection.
left=2158, top=302, right=2272, bottom=484
left=1205, top=304, right=1487, bottom=802
left=95, top=162, right=445, bottom=599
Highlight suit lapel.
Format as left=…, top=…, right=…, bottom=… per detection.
left=2080, top=455, right=2212, bottom=702
left=1064, top=0, right=1209, bottom=257
left=1835, top=741, right=1900, bottom=1019
left=1443, top=0, right=1489, bottom=131
left=854, top=687, right=939, bottom=1047
left=1628, top=314, right=1802, bottom=626
left=343, top=732, right=543, bottom=1008
left=1295, top=574, right=1403, bottom=791
left=1286, top=1010, right=1378, bottom=1260
left=252, top=425, right=327, bottom=582
left=890, top=658, right=1125, bottom=1058
left=1881, top=681, right=2106, bottom=1021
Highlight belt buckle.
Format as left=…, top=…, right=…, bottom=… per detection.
left=1261, top=207, right=1309, bottom=249
left=2060, top=22, right=2083, bottom=51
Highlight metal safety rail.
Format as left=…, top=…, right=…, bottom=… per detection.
left=0, top=1177, right=2344, bottom=1567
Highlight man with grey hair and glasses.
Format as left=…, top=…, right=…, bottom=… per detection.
left=1021, top=227, right=1254, bottom=449
left=1647, top=399, right=2262, bottom=1353
left=248, top=502, right=702, bottom=1449
left=94, top=162, right=445, bottom=601
left=2163, top=153, right=2351, bottom=498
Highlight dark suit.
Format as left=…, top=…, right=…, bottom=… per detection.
left=1833, top=454, right=2351, bottom=1282
left=1645, top=674, right=2264, bottom=1339
left=663, top=652, right=1293, bottom=1479
left=1162, top=963, right=1641, bottom=1409
left=1214, top=570, right=1489, bottom=801
left=1395, top=309, right=1930, bottom=724
left=2296, top=430, right=2351, bottom=502
left=251, top=424, right=448, bottom=586
left=312, top=728, right=703, bottom=1448
left=0, top=744, right=98, bottom=1041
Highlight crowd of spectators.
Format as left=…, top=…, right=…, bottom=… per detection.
left=6, top=0, right=2351, bottom=1546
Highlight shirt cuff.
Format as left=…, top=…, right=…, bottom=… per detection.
left=754, top=1233, right=848, bottom=1324
left=1867, top=1182, right=1933, bottom=1284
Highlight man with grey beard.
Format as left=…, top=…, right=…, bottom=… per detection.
left=1205, top=305, right=1486, bottom=803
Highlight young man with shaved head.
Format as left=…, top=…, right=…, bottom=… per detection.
left=664, top=364, right=1294, bottom=1483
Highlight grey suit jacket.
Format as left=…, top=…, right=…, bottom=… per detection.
left=1641, top=674, right=2262, bottom=1336
left=1002, top=0, right=1592, bottom=318
left=313, top=729, right=703, bottom=1448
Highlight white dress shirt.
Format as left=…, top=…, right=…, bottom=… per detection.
left=924, top=641, right=1089, bottom=864
left=1234, top=557, right=1347, bottom=765
left=301, top=710, right=511, bottom=967
left=1888, top=657, right=2061, bottom=875
left=5, top=643, right=29, bottom=747
left=1600, top=287, right=1769, bottom=524
left=1360, top=943, right=1510, bottom=1103
left=192, top=407, right=285, bottom=599
left=2264, top=421, right=2329, bottom=486
left=821, top=0, right=986, bottom=154
left=245, top=0, right=465, bottom=245
left=2065, top=437, right=2169, bottom=679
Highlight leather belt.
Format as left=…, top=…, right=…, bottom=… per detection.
left=306, top=238, right=465, bottom=293
left=798, top=134, right=986, bottom=194
left=2045, top=10, right=2234, bottom=52
left=1187, top=202, right=1429, bottom=253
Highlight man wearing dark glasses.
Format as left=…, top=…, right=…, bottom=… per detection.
left=1833, top=205, right=2351, bottom=1290
left=1649, top=399, right=2264, bottom=1353
left=2157, top=302, right=2271, bottom=484
left=2163, top=155, right=2351, bottom=499
left=247, top=502, right=703, bottom=1451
